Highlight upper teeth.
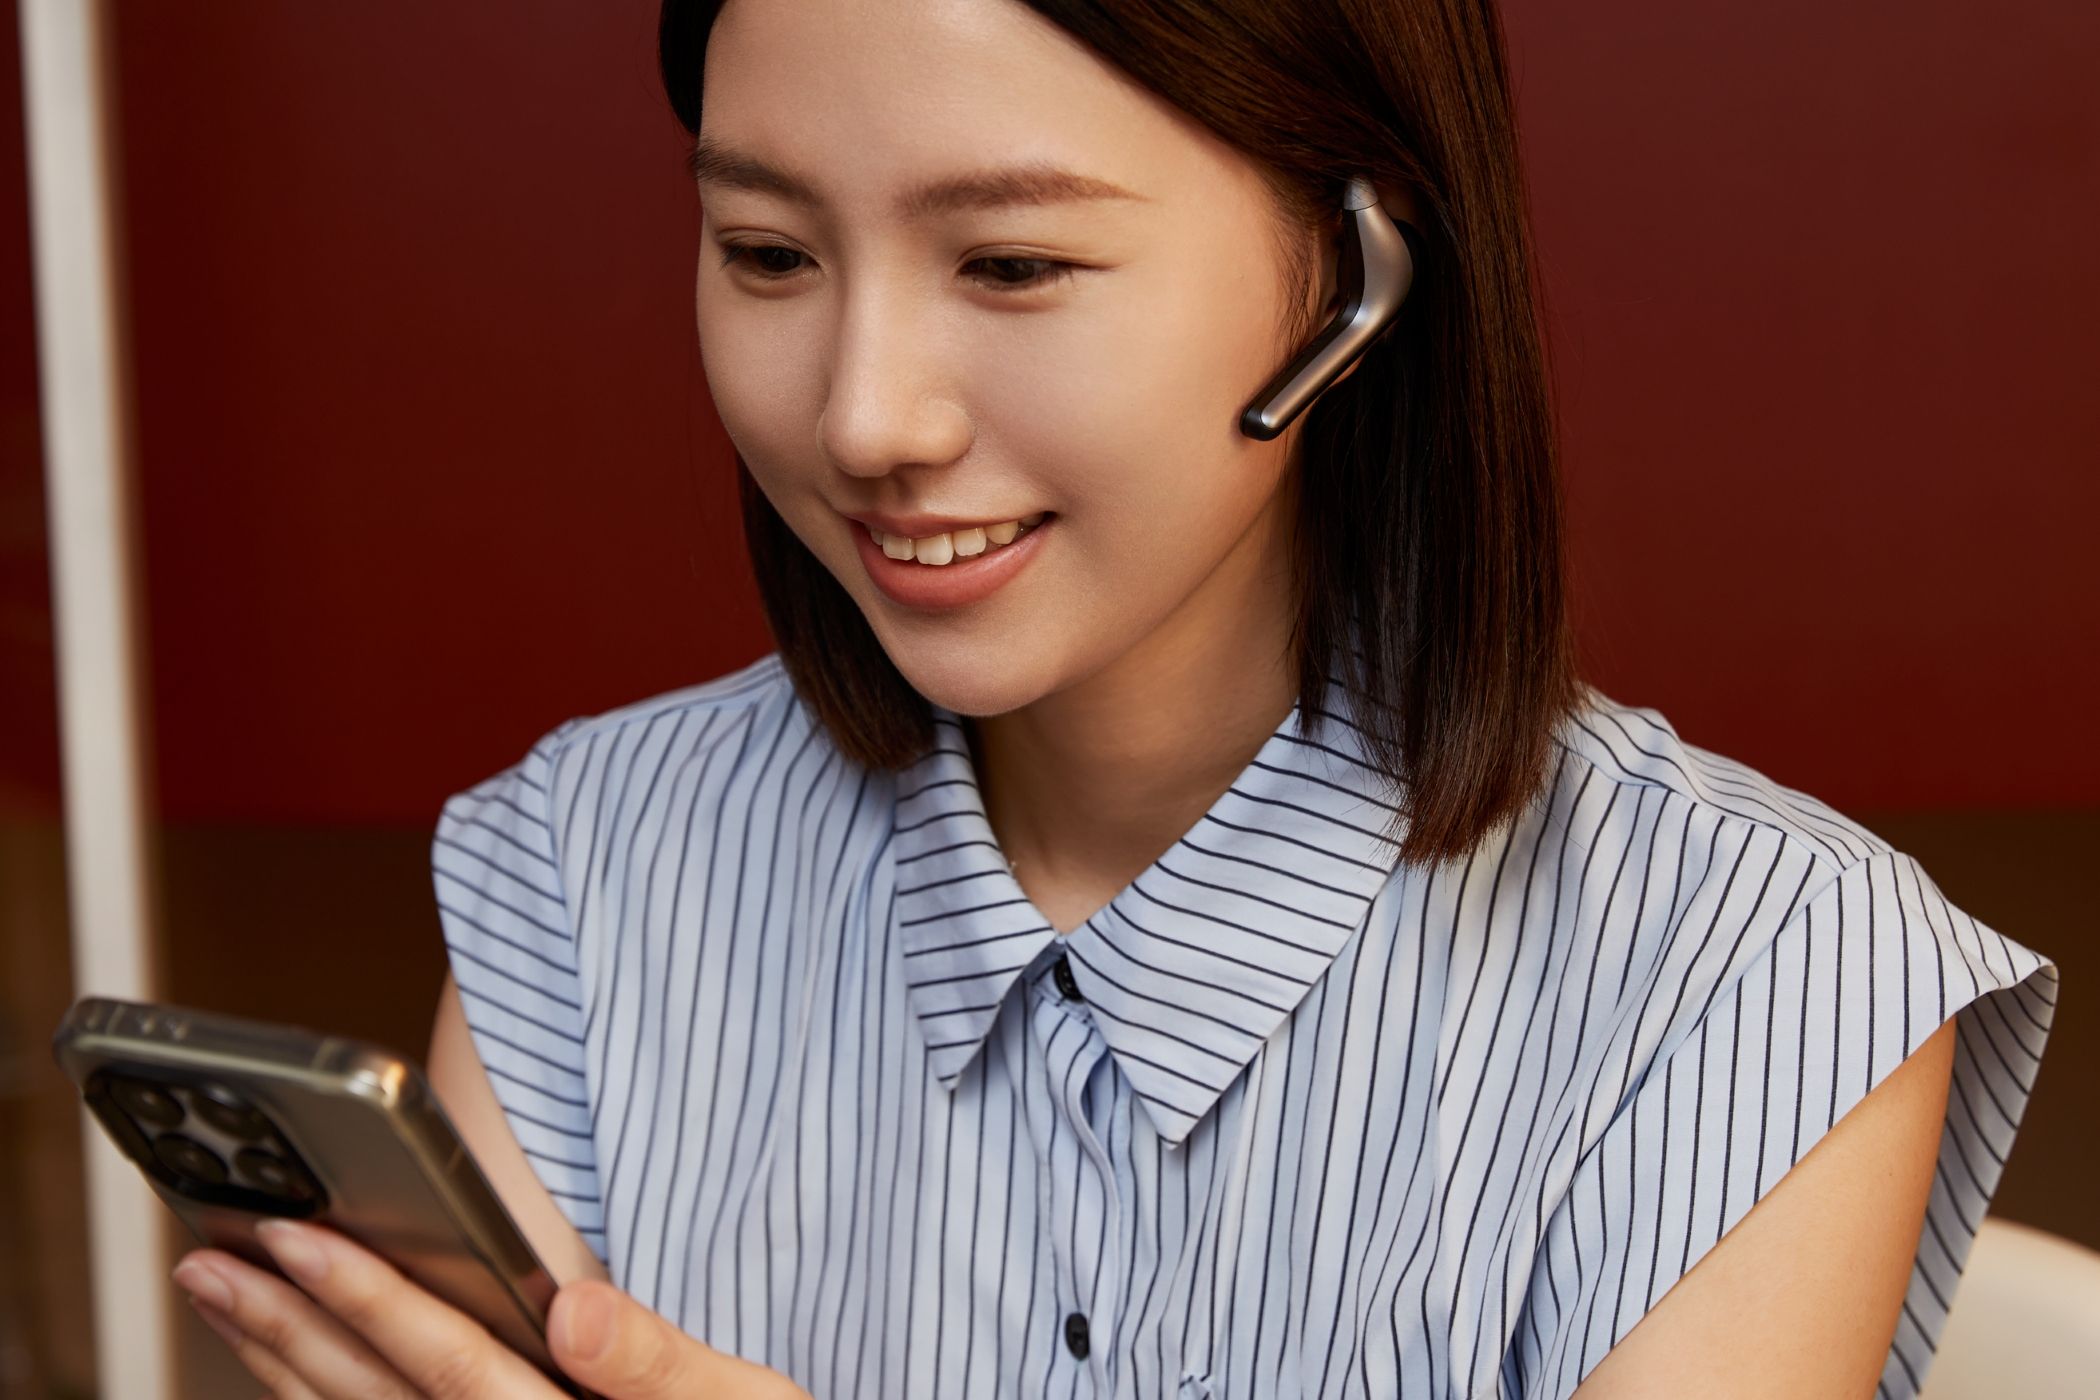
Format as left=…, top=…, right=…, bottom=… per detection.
left=874, top=513, right=1046, bottom=565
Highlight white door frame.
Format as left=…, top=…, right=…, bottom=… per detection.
left=19, top=1, right=173, bottom=1395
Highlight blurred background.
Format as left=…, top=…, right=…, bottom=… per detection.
left=2, top=1, right=2092, bottom=1396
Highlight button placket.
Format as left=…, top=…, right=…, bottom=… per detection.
left=1035, top=968, right=1126, bottom=1391
left=1026, top=983, right=1120, bottom=1389
left=1066, top=1036, right=1123, bottom=1392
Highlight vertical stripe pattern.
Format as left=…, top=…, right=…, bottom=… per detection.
left=431, top=651, right=2057, bottom=1399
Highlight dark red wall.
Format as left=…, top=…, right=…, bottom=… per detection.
left=1, top=0, right=58, bottom=817
left=109, top=2, right=768, bottom=823
left=5, top=0, right=2095, bottom=824
left=1513, top=1, right=2100, bottom=808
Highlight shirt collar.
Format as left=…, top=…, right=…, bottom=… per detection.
left=888, top=652, right=1407, bottom=1147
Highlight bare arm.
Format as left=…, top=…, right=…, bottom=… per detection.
left=425, top=970, right=610, bottom=1287
left=1570, top=1016, right=1956, bottom=1399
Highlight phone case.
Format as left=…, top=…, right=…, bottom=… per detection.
left=51, top=996, right=597, bottom=1399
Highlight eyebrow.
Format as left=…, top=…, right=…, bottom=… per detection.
left=686, top=136, right=1148, bottom=219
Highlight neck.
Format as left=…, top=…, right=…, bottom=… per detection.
left=966, top=494, right=1300, bottom=932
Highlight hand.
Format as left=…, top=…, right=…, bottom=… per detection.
left=173, top=1217, right=812, bottom=1398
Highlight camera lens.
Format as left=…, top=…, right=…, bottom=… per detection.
left=189, top=1085, right=270, bottom=1141
left=112, top=1078, right=185, bottom=1128
left=235, top=1147, right=320, bottom=1205
left=234, top=1150, right=304, bottom=1192
left=153, top=1133, right=228, bottom=1185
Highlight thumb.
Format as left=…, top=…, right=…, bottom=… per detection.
left=548, top=1280, right=809, bottom=1398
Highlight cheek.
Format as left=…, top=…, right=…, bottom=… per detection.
left=695, top=305, right=817, bottom=484
left=970, top=279, right=1291, bottom=563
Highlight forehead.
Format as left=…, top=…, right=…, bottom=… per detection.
left=698, top=0, right=1247, bottom=216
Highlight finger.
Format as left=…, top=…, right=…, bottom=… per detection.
left=251, top=1218, right=560, bottom=1399
left=177, top=1248, right=414, bottom=1400
left=548, top=1280, right=812, bottom=1399
left=187, top=1293, right=330, bottom=1400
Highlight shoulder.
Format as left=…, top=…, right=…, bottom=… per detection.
left=1544, top=681, right=1891, bottom=880
left=527, top=650, right=813, bottom=792
left=435, top=652, right=835, bottom=899
left=422, top=659, right=813, bottom=1272
left=485, top=651, right=872, bottom=838
left=1478, top=685, right=2060, bottom=1400
left=1453, top=681, right=1889, bottom=1020
left=1453, top=682, right=2052, bottom=1142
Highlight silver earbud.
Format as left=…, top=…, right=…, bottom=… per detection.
left=1238, top=175, right=1418, bottom=441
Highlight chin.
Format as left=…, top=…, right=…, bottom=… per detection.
left=880, top=643, right=1059, bottom=719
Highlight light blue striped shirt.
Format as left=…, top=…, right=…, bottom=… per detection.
left=431, top=650, right=2056, bottom=1399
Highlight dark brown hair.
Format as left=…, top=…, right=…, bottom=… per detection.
left=657, top=0, right=1582, bottom=867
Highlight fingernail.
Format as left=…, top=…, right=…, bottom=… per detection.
left=172, top=1258, right=234, bottom=1313
left=254, top=1219, right=329, bottom=1283
left=188, top=1293, right=244, bottom=1348
left=559, top=1288, right=614, bottom=1362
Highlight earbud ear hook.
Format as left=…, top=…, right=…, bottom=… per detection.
left=1237, top=175, right=1420, bottom=441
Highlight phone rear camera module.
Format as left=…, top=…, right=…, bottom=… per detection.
left=152, top=1133, right=228, bottom=1185
left=111, top=1078, right=185, bottom=1128
left=232, top=1146, right=315, bottom=1201
left=190, top=1084, right=271, bottom=1141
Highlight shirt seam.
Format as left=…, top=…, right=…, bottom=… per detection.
left=552, top=652, right=790, bottom=756
left=1548, top=735, right=1882, bottom=896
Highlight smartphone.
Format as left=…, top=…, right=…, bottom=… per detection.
left=51, top=995, right=597, bottom=1399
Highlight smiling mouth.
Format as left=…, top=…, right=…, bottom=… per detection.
left=864, top=513, right=1050, bottom=566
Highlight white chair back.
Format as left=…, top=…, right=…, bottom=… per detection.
left=1919, top=1216, right=2100, bottom=1399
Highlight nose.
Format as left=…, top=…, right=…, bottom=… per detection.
left=816, top=285, right=973, bottom=481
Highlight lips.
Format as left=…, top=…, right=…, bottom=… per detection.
left=851, top=510, right=1055, bottom=611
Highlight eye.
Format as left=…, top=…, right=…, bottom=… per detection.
left=964, top=256, right=1080, bottom=292
left=715, top=243, right=1080, bottom=293
left=718, top=242, right=808, bottom=280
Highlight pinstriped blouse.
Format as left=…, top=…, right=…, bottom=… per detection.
left=430, top=648, right=2057, bottom=1399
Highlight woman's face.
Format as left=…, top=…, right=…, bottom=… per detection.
left=695, top=0, right=1327, bottom=717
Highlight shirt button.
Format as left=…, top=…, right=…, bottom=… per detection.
left=1064, top=1310, right=1090, bottom=1359
left=1052, top=955, right=1084, bottom=1004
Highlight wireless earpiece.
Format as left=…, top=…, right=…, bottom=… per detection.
left=1238, top=175, right=1419, bottom=441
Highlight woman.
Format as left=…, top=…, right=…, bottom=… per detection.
left=171, top=0, right=2058, bottom=1396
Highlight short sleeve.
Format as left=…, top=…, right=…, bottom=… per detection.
left=430, top=717, right=608, bottom=1260
left=1504, top=846, right=2060, bottom=1400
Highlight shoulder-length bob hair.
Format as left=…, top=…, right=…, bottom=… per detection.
left=657, top=0, right=1582, bottom=868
